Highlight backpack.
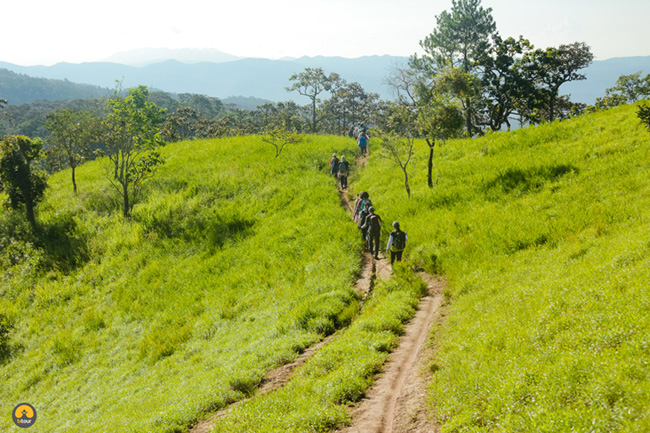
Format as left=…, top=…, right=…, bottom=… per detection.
left=392, top=231, right=406, bottom=250
left=359, top=198, right=371, bottom=212
left=367, top=214, right=381, bottom=233
left=339, top=160, right=349, bottom=175
left=329, top=158, right=339, bottom=173
left=358, top=135, right=367, bottom=146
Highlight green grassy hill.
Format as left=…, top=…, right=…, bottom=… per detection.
left=0, top=135, right=368, bottom=432
left=2, top=102, right=649, bottom=432
left=353, top=102, right=650, bottom=432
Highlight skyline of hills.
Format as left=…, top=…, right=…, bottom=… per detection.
left=1, top=52, right=649, bottom=108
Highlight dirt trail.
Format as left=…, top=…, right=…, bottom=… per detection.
left=190, top=162, right=443, bottom=433
left=337, top=273, right=444, bottom=433
left=339, top=185, right=444, bottom=433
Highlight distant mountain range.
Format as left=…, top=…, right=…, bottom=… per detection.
left=0, top=55, right=408, bottom=104
left=1, top=50, right=649, bottom=107
left=100, top=48, right=243, bottom=67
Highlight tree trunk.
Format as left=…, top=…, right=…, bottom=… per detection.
left=426, top=139, right=435, bottom=188
left=122, top=182, right=130, bottom=218
left=24, top=194, right=36, bottom=228
left=465, top=96, right=473, bottom=137
left=71, top=165, right=78, bottom=194
left=403, top=168, right=411, bottom=198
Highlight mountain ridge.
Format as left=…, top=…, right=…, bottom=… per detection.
left=1, top=54, right=649, bottom=106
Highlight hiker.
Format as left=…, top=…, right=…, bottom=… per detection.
left=329, top=153, right=340, bottom=177
left=361, top=206, right=383, bottom=259
left=358, top=133, right=368, bottom=156
left=354, top=191, right=371, bottom=224
left=386, top=221, right=408, bottom=265
left=338, top=155, right=350, bottom=189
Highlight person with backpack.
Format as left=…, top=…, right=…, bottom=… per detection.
left=354, top=191, right=371, bottom=224
left=361, top=206, right=383, bottom=259
left=338, top=155, right=350, bottom=189
left=386, top=221, right=408, bottom=265
left=329, top=153, right=340, bottom=177
left=357, top=133, right=368, bottom=156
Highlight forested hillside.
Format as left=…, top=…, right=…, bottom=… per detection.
left=0, top=68, right=109, bottom=105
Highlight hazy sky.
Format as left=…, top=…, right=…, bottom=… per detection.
left=4, top=0, right=649, bottom=65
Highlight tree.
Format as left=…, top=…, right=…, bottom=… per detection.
left=523, top=42, right=593, bottom=122
left=605, top=72, right=650, bottom=104
left=0, top=135, right=48, bottom=227
left=260, top=122, right=303, bottom=158
left=45, top=109, right=100, bottom=193
left=325, top=82, right=379, bottom=133
left=259, top=105, right=304, bottom=158
left=417, top=0, right=496, bottom=136
left=161, top=106, right=199, bottom=142
left=417, top=94, right=464, bottom=188
left=477, top=35, right=536, bottom=131
left=377, top=104, right=417, bottom=198
left=286, top=68, right=341, bottom=133
left=101, top=85, right=165, bottom=218
left=638, top=104, right=650, bottom=132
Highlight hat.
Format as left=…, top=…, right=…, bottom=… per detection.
left=393, top=221, right=400, bottom=229
left=368, top=206, right=375, bottom=212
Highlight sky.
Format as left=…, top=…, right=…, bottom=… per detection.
left=3, top=0, right=649, bottom=66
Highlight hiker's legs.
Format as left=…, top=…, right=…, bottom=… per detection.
left=369, top=231, right=380, bottom=257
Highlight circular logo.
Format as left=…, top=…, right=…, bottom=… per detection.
left=12, top=403, right=37, bottom=428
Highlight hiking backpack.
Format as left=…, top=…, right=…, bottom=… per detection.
left=368, top=214, right=381, bottom=233
left=392, top=231, right=406, bottom=250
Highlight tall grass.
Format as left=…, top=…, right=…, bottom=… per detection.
left=0, top=135, right=363, bottom=432
left=353, top=103, right=650, bottom=432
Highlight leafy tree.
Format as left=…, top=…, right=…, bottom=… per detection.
left=178, top=93, right=223, bottom=119
left=638, top=104, right=650, bottom=132
left=605, top=72, right=650, bottom=104
left=286, top=68, right=341, bottom=133
left=161, top=106, right=199, bottom=142
left=325, top=82, right=379, bottom=133
left=477, top=35, right=536, bottom=131
left=101, top=85, right=165, bottom=218
left=416, top=87, right=464, bottom=187
left=416, top=0, right=496, bottom=136
left=523, top=42, right=593, bottom=122
left=0, top=135, right=48, bottom=227
left=45, top=109, right=100, bottom=193
left=254, top=101, right=305, bottom=134
left=386, top=66, right=464, bottom=188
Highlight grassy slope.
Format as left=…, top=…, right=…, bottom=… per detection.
left=0, top=135, right=363, bottom=432
left=353, top=103, right=650, bottom=432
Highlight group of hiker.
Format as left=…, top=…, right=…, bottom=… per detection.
left=332, top=125, right=407, bottom=267
left=343, top=124, right=371, bottom=156
left=329, top=153, right=350, bottom=189
left=352, top=191, right=408, bottom=265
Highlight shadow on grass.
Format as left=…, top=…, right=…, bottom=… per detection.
left=484, top=163, right=578, bottom=196
left=34, top=212, right=91, bottom=272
